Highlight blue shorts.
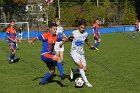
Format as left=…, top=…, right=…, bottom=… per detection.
left=94, top=33, right=100, bottom=40
left=40, top=52, right=55, bottom=69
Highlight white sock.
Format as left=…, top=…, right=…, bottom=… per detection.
left=79, top=68, right=88, bottom=83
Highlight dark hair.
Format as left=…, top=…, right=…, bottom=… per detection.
left=48, top=22, right=57, bottom=28
left=78, top=19, right=86, bottom=26
left=10, top=19, right=15, bottom=23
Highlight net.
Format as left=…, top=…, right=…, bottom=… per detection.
left=0, top=22, right=30, bottom=40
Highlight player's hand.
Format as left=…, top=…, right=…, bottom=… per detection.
left=28, top=40, right=34, bottom=44
left=12, top=39, right=17, bottom=43
left=89, top=46, right=95, bottom=49
left=59, top=43, right=63, bottom=48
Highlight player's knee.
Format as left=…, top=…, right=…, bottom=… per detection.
left=53, top=55, right=62, bottom=62
left=49, top=69, right=55, bottom=74
left=12, top=50, right=16, bottom=54
left=78, top=64, right=84, bottom=69
left=98, top=39, right=101, bottom=42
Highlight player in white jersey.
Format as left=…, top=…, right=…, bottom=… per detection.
left=54, top=19, right=67, bottom=61
left=69, top=21, right=94, bottom=87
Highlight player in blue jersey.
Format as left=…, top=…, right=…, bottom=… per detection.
left=6, top=21, right=18, bottom=63
left=28, top=22, right=66, bottom=85
left=92, top=19, right=101, bottom=50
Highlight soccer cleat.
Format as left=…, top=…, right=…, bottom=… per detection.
left=85, top=82, right=93, bottom=87
left=95, top=47, right=99, bottom=51
left=61, top=74, right=66, bottom=80
left=8, top=58, right=11, bottom=64
left=70, top=69, right=74, bottom=80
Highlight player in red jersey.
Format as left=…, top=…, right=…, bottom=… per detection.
left=6, top=21, right=18, bottom=63
left=92, top=19, right=101, bottom=50
left=132, top=20, right=140, bottom=38
left=28, top=22, right=66, bottom=85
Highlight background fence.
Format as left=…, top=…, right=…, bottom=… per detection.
left=0, top=25, right=135, bottom=40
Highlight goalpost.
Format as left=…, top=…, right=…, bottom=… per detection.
left=0, top=22, right=30, bottom=40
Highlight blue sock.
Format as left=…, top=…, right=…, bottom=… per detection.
left=96, top=42, right=100, bottom=48
left=57, top=62, right=64, bottom=76
left=94, top=43, right=97, bottom=48
left=12, top=54, right=15, bottom=60
left=74, top=68, right=79, bottom=72
left=10, top=53, right=14, bottom=60
left=41, top=72, right=52, bottom=84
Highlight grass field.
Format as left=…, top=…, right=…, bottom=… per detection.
left=0, top=32, right=140, bottom=93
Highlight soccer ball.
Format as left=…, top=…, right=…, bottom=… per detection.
left=75, top=77, right=84, bottom=87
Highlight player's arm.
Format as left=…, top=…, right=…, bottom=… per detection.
left=29, top=33, right=46, bottom=44
left=62, top=31, right=68, bottom=41
left=59, top=33, right=73, bottom=47
left=28, top=37, right=38, bottom=44
left=85, top=36, right=94, bottom=49
left=92, top=26, right=96, bottom=36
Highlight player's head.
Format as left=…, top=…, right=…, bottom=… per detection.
left=48, top=22, right=57, bottom=35
left=95, top=19, right=99, bottom=24
left=9, top=20, right=15, bottom=27
left=78, top=20, right=86, bottom=33
left=55, top=18, right=61, bottom=26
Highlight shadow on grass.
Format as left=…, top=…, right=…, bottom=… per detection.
left=32, top=74, right=69, bottom=87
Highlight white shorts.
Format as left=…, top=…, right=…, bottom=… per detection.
left=71, top=52, right=87, bottom=69
left=54, top=41, right=64, bottom=52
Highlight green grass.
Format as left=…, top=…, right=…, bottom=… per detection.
left=0, top=32, right=140, bottom=93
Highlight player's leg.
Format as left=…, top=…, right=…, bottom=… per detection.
left=40, top=54, right=55, bottom=85
left=54, top=42, right=61, bottom=59
left=93, top=36, right=97, bottom=48
left=75, top=61, right=92, bottom=87
left=9, top=43, right=16, bottom=63
left=70, top=53, right=92, bottom=87
left=53, top=55, right=65, bottom=79
left=59, top=47, right=64, bottom=61
left=96, top=37, right=101, bottom=49
left=80, top=56, right=93, bottom=87
left=54, top=42, right=64, bottom=61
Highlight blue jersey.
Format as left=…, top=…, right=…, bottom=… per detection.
left=38, top=32, right=58, bottom=54
left=6, top=27, right=16, bottom=44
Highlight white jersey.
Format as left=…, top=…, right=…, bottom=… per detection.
left=56, top=26, right=64, bottom=41
left=70, top=30, right=88, bottom=55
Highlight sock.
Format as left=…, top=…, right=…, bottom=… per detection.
left=79, top=68, right=88, bottom=83
left=10, top=53, right=14, bottom=60
left=73, top=68, right=80, bottom=74
left=94, top=42, right=97, bottom=48
left=96, top=42, right=100, bottom=48
left=41, top=72, right=52, bottom=84
left=57, top=62, right=64, bottom=76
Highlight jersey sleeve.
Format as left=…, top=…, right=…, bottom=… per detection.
left=6, top=28, right=10, bottom=37
left=85, top=34, right=89, bottom=42
left=38, top=33, right=48, bottom=41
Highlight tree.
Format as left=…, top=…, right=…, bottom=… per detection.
left=121, top=0, right=137, bottom=25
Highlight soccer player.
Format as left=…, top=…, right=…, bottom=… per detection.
left=132, top=20, right=140, bottom=37
left=92, top=19, right=101, bottom=50
left=6, top=21, right=18, bottom=63
left=28, top=22, right=65, bottom=85
left=54, top=18, right=67, bottom=61
left=68, top=21, right=93, bottom=87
